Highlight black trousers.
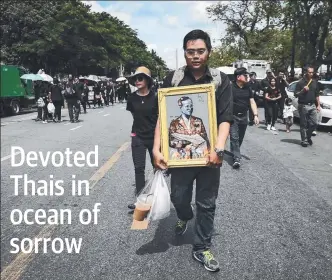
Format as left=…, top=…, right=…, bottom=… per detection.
left=263, top=99, right=269, bottom=124
left=37, top=102, right=48, bottom=121
left=131, top=136, right=154, bottom=195
left=170, top=167, right=220, bottom=252
left=109, top=94, right=114, bottom=105
left=266, top=102, right=278, bottom=126
left=230, top=115, right=248, bottom=162
left=67, top=100, right=79, bottom=121
left=94, top=98, right=102, bottom=107
left=53, top=100, right=62, bottom=121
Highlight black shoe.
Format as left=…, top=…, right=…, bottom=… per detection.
left=127, top=203, right=136, bottom=210
left=52, top=118, right=57, bottom=123
left=57, top=120, right=61, bottom=123
left=35, top=118, right=42, bottom=122
left=193, top=250, right=220, bottom=272
left=301, top=141, right=308, bottom=147
left=233, top=161, right=241, bottom=169
left=308, top=139, right=313, bottom=146
left=70, top=120, right=74, bottom=123
left=175, top=220, right=188, bottom=235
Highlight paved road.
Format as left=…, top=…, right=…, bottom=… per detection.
left=1, top=105, right=332, bottom=280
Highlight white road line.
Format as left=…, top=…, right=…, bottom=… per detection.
left=330, top=164, right=332, bottom=167
left=64, top=123, right=71, bottom=126
left=103, top=114, right=110, bottom=116
left=98, top=110, right=104, bottom=114
left=1, top=151, right=21, bottom=162
left=69, top=125, right=82, bottom=131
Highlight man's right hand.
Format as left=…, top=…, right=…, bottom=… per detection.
left=153, top=150, right=167, bottom=170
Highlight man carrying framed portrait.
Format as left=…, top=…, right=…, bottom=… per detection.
left=153, top=29, right=233, bottom=272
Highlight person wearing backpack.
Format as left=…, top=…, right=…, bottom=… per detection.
left=153, top=30, right=233, bottom=272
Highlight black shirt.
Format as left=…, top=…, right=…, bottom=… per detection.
left=248, top=80, right=261, bottom=94
left=126, top=91, right=158, bottom=140
left=276, top=78, right=288, bottom=97
left=295, top=78, right=320, bottom=104
left=232, top=81, right=254, bottom=114
left=50, top=84, right=63, bottom=101
left=162, top=67, right=233, bottom=125
left=265, top=87, right=281, bottom=103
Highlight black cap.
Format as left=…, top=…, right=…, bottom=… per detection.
left=234, top=67, right=249, bottom=76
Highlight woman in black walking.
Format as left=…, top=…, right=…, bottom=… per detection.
left=264, top=78, right=281, bottom=131
left=126, top=66, right=158, bottom=209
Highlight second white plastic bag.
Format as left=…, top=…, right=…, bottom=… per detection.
left=147, top=170, right=171, bottom=221
left=47, top=102, right=55, bottom=114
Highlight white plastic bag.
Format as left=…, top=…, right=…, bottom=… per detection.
left=37, top=97, right=45, bottom=108
left=47, top=102, right=55, bottom=114
left=147, top=170, right=171, bottom=221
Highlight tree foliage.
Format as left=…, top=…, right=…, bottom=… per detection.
left=207, top=0, right=332, bottom=69
left=0, top=0, right=167, bottom=78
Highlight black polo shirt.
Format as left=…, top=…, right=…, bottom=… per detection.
left=162, top=67, right=233, bottom=125
left=232, top=81, right=254, bottom=115
left=295, top=78, right=320, bottom=104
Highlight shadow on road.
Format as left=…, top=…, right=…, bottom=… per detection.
left=280, top=139, right=302, bottom=145
left=136, top=209, right=194, bottom=255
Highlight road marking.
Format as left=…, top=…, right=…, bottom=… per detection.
left=64, top=123, right=71, bottom=126
left=69, top=125, right=82, bottom=131
left=1, top=142, right=130, bottom=279
left=1, top=224, right=54, bottom=280
left=98, top=110, right=104, bottom=114
left=103, top=114, right=110, bottom=116
left=330, top=164, right=332, bottom=167
left=89, top=141, right=130, bottom=189
left=1, top=152, right=21, bottom=162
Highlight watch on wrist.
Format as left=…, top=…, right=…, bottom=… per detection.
left=214, top=148, right=224, bottom=158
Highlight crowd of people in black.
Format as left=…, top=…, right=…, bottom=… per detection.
left=32, top=74, right=145, bottom=123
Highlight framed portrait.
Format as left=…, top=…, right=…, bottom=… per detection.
left=158, top=84, right=217, bottom=168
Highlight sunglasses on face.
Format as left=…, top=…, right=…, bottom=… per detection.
left=135, top=75, right=145, bottom=82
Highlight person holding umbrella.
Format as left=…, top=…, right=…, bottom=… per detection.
left=126, top=66, right=158, bottom=209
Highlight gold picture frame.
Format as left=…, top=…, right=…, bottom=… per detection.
left=158, top=84, right=217, bottom=168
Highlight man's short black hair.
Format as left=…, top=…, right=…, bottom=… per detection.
left=183, top=30, right=212, bottom=52
left=234, top=67, right=249, bottom=77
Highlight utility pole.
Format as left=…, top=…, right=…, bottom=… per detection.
left=176, top=48, right=178, bottom=70
left=290, top=20, right=296, bottom=80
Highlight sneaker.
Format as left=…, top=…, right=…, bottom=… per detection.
left=308, top=138, right=313, bottom=146
left=271, top=126, right=277, bottom=131
left=267, top=124, right=271, bottom=130
left=42, top=121, right=47, bottom=124
left=312, top=131, right=317, bottom=136
left=193, top=250, right=220, bottom=272
left=301, top=141, right=308, bottom=147
left=175, top=220, right=187, bottom=235
left=233, top=161, right=240, bottom=169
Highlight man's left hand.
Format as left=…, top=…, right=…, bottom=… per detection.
left=207, top=150, right=222, bottom=167
left=254, top=116, right=259, bottom=125
left=317, top=106, right=321, bottom=112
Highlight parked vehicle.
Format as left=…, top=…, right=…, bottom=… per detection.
left=216, top=66, right=236, bottom=82
left=286, top=80, right=332, bottom=127
left=233, top=60, right=271, bottom=81
left=0, top=65, right=35, bottom=116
